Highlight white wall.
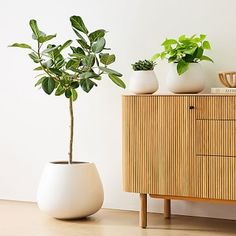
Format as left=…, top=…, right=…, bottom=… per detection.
left=1, top=0, right=236, bottom=220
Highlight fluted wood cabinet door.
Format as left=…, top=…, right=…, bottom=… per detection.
left=122, top=95, right=205, bottom=197
left=157, top=96, right=195, bottom=196
left=122, top=96, right=159, bottom=194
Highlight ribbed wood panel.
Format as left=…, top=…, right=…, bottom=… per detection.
left=122, top=96, right=159, bottom=194
left=196, top=96, right=236, bottom=119
left=196, top=120, right=236, bottom=157
left=157, top=96, right=193, bottom=196
left=122, top=95, right=236, bottom=201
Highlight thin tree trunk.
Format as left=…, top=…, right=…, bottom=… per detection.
left=68, top=97, right=74, bottom=164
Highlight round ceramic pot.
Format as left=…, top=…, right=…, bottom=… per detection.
left=129, top=70, right=158, bottom=94
left=166, top=63, right=205, bottom=94
left=37, top=162, right=104, bottom=219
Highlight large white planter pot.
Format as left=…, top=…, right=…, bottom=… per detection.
left=37, top=162, right=104, bottom=219
left=166, top=63, right=205, bottom=93
left=129, top=70, right=158, bottom=94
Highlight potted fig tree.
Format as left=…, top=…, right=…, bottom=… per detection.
left=129, top=59, right=158, bottom=94
left=152, top=34, right=213, bottom=93
left=10, top=16, right=125, bottom=219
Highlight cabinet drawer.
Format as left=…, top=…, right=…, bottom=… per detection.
left=196, top=120, right=236, bottom=157
left=196, top=96, right=236, bottom=119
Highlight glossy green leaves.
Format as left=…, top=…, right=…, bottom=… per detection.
left=152, top=34, right=213, bottom=75
left=10, top=16, right=125, bottom=101
left=70, top=16, right=88, bottom=34
left=42, top=77, right=55, bottom=95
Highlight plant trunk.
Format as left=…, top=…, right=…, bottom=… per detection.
left=68, top=97, right=74, bottom=164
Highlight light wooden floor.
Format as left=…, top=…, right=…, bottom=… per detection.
left=0, top=200, right=236, bottom=236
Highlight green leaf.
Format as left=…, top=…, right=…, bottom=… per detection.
left=99, top=66, right=122, bottom=77
left=200, top=55, right=214, bottom=63
left=71, top=89, right=78, bottom=101
left=29, top=19, right=40, bottom=40
left=89, top=29, right=106, bottom=42
left=55, top=85, right=65, bottom=96
left=70, top=46, right=85, bottom=55
left=49, top=68, right=62, bottom=76
left=151, top=53, right=160, bottom=61
left=34, top=66, right=43, bottom=71
left=100, top=53, right=115, bottom=65
left=178, top=35, right=186, bottom=42
left=55, top=57, right=65, bottom=69
left=92, top=76, right=102, bottom=80
left=59, top=40, right=73, bottom=52
left=184, top=46, right=197, bottom=55
left=28, top=52, right=41, bottom=63
left=195, top=47, right=204, bottom=59
left=92, top=38, right=106, bottom=53
left=77, top=39, right=90, bottom=49
left=72, top=29, right=87, bottom=42
left=168, top=56, right=177, bottom=63
left=82, top=54, right=95, bottom=67
left=70, top=15, right=88, bottom=34
left=38, top=34, right=56, bottom=43
left=9, top=43, right=32, bottom=49
left=65, top=89, right=72, bottom=98
left=71, top=81, right=80, bottom=89
left=162, top=39, right=178, bottom=46
left=42, top=45, right=59, bottom=54
left=108, top=74, right=126, bottom=89
left=80, top=71, right=98, bottom=79
left=80, top=79, right=97, bottom=93
left=35, top=76, right=46, bottom=87
left=203, top=41, right=211, bottom=49
left=177, top=60, right=189, bottom=75
left=42, top=77, right=55, bottom=94
left=160, top=52, right=167, bottom=59
left=66, top=59, right=79, bottom=70
left=200, top=34, right=206, bottom=41
left=69, top=53, right=85, bottom=59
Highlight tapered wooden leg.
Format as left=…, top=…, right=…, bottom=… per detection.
left=139, top=194, right=147, bottom=228
left=164, top=199, right=171, bottom=219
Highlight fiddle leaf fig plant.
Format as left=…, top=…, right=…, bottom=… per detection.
left=151, top=34, right=213, bottom=75
left=9, top=16, right=125, bottom=164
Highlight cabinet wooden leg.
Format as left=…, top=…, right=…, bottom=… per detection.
left=139, top=193, right=147, bottom=228
left=164, top=199, right=171, bottom=219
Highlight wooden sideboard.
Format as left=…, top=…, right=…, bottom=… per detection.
left=122, top=94, right=236, bottom=228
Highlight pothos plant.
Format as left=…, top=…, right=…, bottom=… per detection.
left=10, top=16, right=126, bottom=164
left=151, top=34, right=213, bottom=75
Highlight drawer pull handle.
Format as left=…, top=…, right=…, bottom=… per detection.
left=189, top=106, right=195, bottom=110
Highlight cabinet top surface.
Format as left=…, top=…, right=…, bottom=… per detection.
left=122, top=93, right=236, bottom=97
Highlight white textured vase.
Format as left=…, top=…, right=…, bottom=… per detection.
left=37, top=162, right=104, bottom=219
left=129, top=70, right=158, bottom=94
left=166, top=63, right=205, bottom=93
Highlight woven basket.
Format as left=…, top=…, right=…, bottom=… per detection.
left=219, top=72, right=236, bottom=88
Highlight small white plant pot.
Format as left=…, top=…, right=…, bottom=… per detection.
left=166, top=63, right=205, bottom=94
left=37, top=162, right=104, bottom=219
left=129, top=70, right=159, bottom=94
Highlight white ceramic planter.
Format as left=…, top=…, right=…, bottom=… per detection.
left=37, top=162, right=104, bottom=219
left=129, top=70, right=158, bottom=94
left=166, top=63, right=205, bottom=93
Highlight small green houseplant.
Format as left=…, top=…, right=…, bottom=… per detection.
left=129, top=59, right=158, bottom=94
left=152, top=34, right=213, bottom=75
left=132, top=59, right=156, bottom=71
left=151, top=34, right=213, bottom=93
left=10, top=16, right=125, bottom=219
